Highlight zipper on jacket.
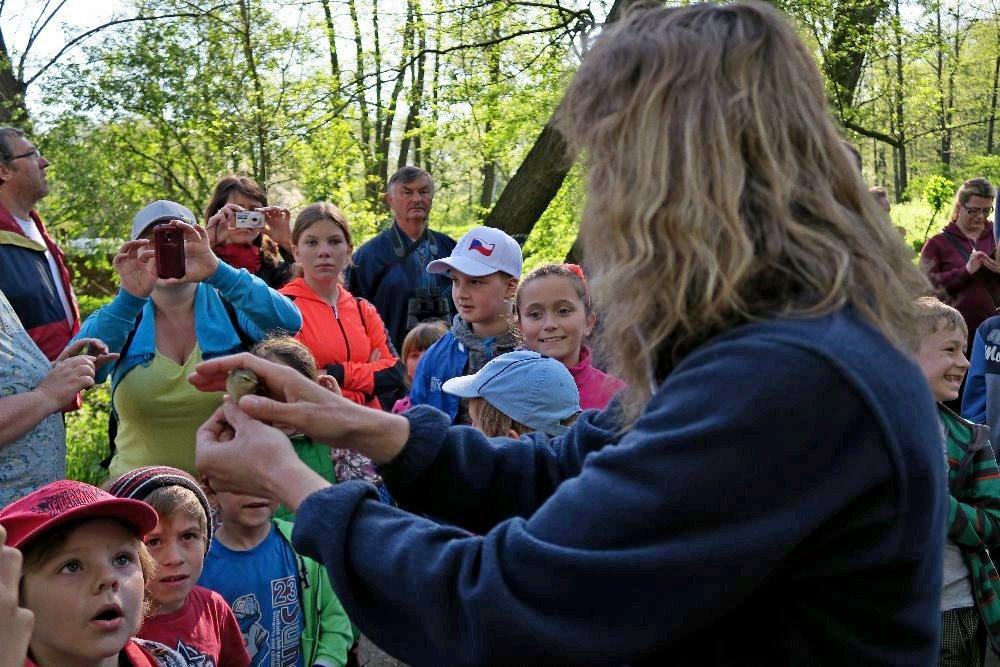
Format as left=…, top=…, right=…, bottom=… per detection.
left=332, top=304, right=352, bottom=359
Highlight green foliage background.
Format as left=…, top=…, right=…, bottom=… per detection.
left=19, top=0, right=1000, bottom=479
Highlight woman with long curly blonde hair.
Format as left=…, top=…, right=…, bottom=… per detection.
left=191, top=3, right=945, bottom=664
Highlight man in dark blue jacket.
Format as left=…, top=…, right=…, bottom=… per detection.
left=346, top=167, right=456, bottom=353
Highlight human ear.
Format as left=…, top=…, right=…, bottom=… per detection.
left=584, top=312, right=597, bottom=337
left=505, top=277, right=519, bottom=300
left=506, top=428, right=521, bottom=439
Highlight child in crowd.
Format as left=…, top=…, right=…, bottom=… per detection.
left=962, top=308, right=1000, bottom=444
left=409, top=226, right=522, bottom=423
left=107, top=467, right=249, bottom=666
left=515, top=263, right=625, bottom=410
left=392, top=320, right=449, bottom=414
left=0, top=479, right=185, bottom=666
left=197, top=481, right=353, bottom=667
left=249, top=335, right=391, bottom=516
left=443, top=349, right=581, bottom=437
left=911, top=296, right=1000, bottom=664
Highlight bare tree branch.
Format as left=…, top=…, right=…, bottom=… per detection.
left=24, top=3, right=235, bottom=88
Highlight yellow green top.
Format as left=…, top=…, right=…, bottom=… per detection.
left=109, top=344, right=223, bottom=477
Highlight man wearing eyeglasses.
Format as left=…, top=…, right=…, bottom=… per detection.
left=0, top=127, right=79, bottom=361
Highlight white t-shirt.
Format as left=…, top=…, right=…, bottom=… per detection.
left=14, top=215, right=74, bottom=327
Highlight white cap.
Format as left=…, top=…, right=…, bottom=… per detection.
left=131, top=200, right=197, bottom=240
left=426, top=226, right=522, bottom=278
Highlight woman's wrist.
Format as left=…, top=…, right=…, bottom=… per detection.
left=28, top=386, right=62, bottom=418
left=344, top=406, right=410, bottom=465
left=268, top=458, right=331, bottom=512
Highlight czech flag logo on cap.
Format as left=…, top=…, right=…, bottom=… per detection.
left=469, top=238, right=495, bottom=256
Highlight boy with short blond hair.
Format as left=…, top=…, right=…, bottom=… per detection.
left=409, top=226, right=522, bottom=423
left=108, top=466, right=249, bottom=666
left=911, top=296, right=1000, bottom=664
left=197, top=487, right=353, bottom=667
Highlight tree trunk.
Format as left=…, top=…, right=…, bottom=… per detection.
left=347, top=0, right=379, bottom=205
left=486, top=0, right=642, bottom=240
left=822, top=0, right=889, bottom=111
left=485, top=122, right=571, bottom=236
left=894, top=0, right=907, bottom=197
left=0, top=30, right=28, bottom=125
left=320, top=0, right=342, bottom=90
left=941, top=3, right=961, bottom=172
left=936, top=3, right=948, bottom=168
left=397, top=5, right=426, bottom=171
left=376, top=0, right=415, bottom=186
left=424, top=7, right=443, bottom=173
left=238, top=0, right=268, bottom=185
left=480, top=28, right=502, bottom=214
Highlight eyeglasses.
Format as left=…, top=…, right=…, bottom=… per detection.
left=5, top=148, right=41, bottom=162
left=963, top=205, right=994, bottom=216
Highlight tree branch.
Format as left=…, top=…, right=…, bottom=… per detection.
left=24, top=4, right=235, bottom=88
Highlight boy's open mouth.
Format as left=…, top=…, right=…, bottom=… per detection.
left=243, top=501, right=270, bottom=509
left=158, top=574, right=189, bottom=584
left=91, top=603, right=124, bottom=623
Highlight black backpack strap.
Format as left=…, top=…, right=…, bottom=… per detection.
left=369, top=226, right=433, bottom=298
left=221, top=298, right=255, bottom=350
left=102, top=308, right=144, bottom=469
left=356, top=296, right=407, bottom=409
left=942, top=231, right=973, bottom=263
left=354, top=296, right=368, bottom=334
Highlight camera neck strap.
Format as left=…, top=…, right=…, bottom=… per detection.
left=390, top=221, right=438, bottom=259
left=370, top=222, right=439, bottom=297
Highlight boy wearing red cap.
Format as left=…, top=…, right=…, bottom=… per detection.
left=0, top=479, right=185, bottom=666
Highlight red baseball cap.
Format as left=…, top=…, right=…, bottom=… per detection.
left=0, top=480, right=158, bottom=550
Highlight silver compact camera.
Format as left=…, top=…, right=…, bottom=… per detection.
left=234, top=210, right=266, bottom=229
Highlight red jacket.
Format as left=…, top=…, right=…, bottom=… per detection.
left=280, top=278, right=401, bottom=408
left=25, top=640, right=170, bottom=666
left=0, top=203, right=79, bottom=360
left=921, top=221, right=1000, bottom=340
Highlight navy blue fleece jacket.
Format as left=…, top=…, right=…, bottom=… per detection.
left=291, top=310, right=945, bottom=666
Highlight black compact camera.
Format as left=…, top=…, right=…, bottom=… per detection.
left=406, top=287, right=451, bottom=331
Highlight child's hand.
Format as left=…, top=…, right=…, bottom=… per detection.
left=317, top=374, right=342, bottom=396
left=0, top=525, right=33, bottom=667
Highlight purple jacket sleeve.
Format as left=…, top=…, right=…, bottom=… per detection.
left=921, top=235, right=972, bottom=293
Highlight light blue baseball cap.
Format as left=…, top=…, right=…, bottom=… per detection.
left=443, top=350, right=580, bottom=436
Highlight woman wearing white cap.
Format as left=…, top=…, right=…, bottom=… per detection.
left=192, top=3, right=942, bottom=664
left=73, top=200, right=301, bottom=477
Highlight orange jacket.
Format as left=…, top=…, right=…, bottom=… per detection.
left=280, top=278, right=401, bottom=408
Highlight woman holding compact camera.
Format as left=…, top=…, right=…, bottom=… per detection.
left=279, top=202, right=405, bottom=410
left=205, top=175, right=296, bottom=289
left=73, top=200, right=301, bottom=477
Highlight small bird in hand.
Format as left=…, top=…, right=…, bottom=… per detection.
left=226, top=368, right=259, bottom=403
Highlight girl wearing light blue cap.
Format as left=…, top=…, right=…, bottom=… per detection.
left=441, top=350, right=581, bottom=438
